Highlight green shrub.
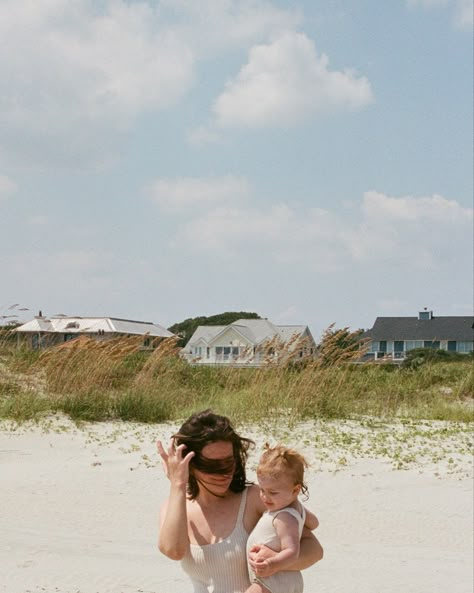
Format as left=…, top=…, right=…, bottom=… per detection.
left=0, top=334, right=472, bottom=424
left=402, top=348, right=472, bottom=369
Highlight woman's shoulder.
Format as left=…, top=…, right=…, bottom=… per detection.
left=245, top=483, right=261, bottom=503
left=243, top=484, right=266, bottom=530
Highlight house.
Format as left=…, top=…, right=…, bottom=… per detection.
left=363, top=310, right=473, bottom=361
left=15, top=313, right=174, bottom=349
left=183, top=318, right=316, bottom=366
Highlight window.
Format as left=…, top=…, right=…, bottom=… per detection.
left=457, top=341, right=474, bottom=353
left=424, top=341, right=440, bottom=349
left=193, top=346, right=202, bottom=357
left=405, top=340, right=423, bottom=351
left=215, top=346, right=240, bottom=361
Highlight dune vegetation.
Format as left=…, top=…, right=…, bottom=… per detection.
left=0, top=326, right=472, bottom=425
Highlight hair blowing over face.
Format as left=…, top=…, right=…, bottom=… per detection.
left=172, top=409, right=254, bottom=499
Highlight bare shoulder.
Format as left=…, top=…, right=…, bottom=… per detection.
left=273, top=509, right=300, bottom=528
left=243, top=485, right=266, bottom=533
left=246, top=483, right=263, bottom=508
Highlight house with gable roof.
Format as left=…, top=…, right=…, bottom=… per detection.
left=184, top=318, right=316, bottom=366
left=363, top=309, right=473, bottom=361
left=15, top=313, right=174, bottom=349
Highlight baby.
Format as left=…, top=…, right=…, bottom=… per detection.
left=245, top=444, right=319, bottom=593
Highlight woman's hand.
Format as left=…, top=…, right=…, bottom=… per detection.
left=248, top=544, right=278, bottom=577
left=157, top=439, right=195, bottom=487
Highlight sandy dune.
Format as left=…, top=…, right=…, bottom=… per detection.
left=0, top=415, right=472, bottom=593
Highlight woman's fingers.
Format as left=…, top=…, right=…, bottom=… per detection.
left=157, top=439, right=194, bottom=466
left=174, top=443, right=188, bottom=458
left=183, top=450, right=195, bottom=464
left=156, top=440, right=170, bottom=477
left=156, top=439, right=167, bottom=458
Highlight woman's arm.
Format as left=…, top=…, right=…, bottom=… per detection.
left=249, top=528, right=323, bottom=576
left=295, top=527, right=324, bottom=569
left=157, top=439, right=194, bottom=560
left=304, top=507, right=319, bottom=530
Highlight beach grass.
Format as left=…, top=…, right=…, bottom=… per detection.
left=0, top=330, right=472, bottom=424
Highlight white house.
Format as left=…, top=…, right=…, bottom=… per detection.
left=15, top=313, right=174, bottom=349
left=184, top=318, right=316, bottom=366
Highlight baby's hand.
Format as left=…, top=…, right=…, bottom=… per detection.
left=248, top=544, right=277, bottom=577
left=252, top=557, right=273, bottom=578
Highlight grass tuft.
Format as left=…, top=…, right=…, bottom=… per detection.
left=0, top=330, right=472, bottom=425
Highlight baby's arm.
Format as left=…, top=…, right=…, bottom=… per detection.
left=251, top=512, right=301, bottom=577
left=304, top=507, right=319, bottom=530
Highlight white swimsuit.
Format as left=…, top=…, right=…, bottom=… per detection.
left=246, top=502, right=306, bottom=593
left=181, top=487, right=251, bottom=593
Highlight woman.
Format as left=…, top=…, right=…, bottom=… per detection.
left=157, top=409, right=323, bottom=593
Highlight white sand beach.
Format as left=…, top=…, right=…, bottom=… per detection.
left=0, top=414, right=472, bottom=593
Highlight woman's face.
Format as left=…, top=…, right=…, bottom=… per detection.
left=191, top=440, right=236, bottom=497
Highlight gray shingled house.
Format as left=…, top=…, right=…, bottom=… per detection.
left=363, top=310, right=473, bottom=361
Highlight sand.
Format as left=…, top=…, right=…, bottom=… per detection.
left=0, top=414, right=472, bottom=593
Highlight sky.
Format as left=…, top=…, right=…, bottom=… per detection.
left=0, top=0, right=472, bottom=340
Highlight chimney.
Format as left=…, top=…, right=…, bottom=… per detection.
left=418, top=309, right=433, bottom=320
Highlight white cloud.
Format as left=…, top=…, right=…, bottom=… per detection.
left=172, top=187, right=472, bottom=272
left=407, top=0, right=448, bottom=6
left=0, top=249, right=120, bottom=306
left=407, top=0, right=473, bottom=30
left=0, top=0, right=195, bottom=167
left=274, top=305, right=300, bottom=323
left=176, top=201, right=346, bottom=270
left=345, top=191, right=473, bottom=265
left=0, top=0, right=304, bottom=167
left=158, top=0, right=301, bottom=54
left=186, top=125, right=222, bottom=146
left=213, top=32, right=374, bottom=128
left=0, top=175, right=18, bottom=199
left=453, top=0, right=473, bottom=28
left=148, top=176, right=251, bottom=213
left=28, top=215, right=49, bottom=226
left=376, top=298, right=411, bottom=314
left=361, top=190, right=470, bottom=223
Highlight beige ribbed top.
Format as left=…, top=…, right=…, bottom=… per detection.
left=181, top=487, right=251, bottom=593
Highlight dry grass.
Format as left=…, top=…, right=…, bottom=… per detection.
left=0, top=328, right=472, bottom=424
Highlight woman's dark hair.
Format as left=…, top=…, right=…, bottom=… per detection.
left=173, top=409, right=254, bottom=499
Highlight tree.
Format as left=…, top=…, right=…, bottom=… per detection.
left=168, top=311, right=261, bottom=347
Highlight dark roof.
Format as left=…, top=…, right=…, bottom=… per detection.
left=364, top=316, right=474, bottom=341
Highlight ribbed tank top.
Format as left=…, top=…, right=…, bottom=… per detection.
left=181, top=487, right=251, bottom=593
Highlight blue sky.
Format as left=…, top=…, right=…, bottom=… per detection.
left=1, top=0, right=472, bottom=339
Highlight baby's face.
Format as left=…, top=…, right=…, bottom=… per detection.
left=257, top=472, right=299, bottom=511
